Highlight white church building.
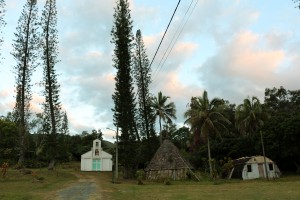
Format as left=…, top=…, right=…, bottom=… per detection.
left=81, top=139, right=113, bottom=171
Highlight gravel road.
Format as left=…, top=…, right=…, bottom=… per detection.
left=56, top=173, right=102, bottom=200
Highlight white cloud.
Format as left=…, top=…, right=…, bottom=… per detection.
left=199, top=30, right=289, bottom=104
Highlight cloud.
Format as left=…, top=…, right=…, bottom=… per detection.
left=199, top=30, right=287, bottom=104
left=30, top=94, right=44, bottom=114
left=278, top=54, right=300, bottom=90
left=0, top=87, right=15, bottom=115
left=151, top=69, right=203, bottom=127
left=175, top=0, right=259, bottom=45
left=225, top=31, right=285, bottom=83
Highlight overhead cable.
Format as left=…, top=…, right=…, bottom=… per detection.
left=152, top=0, right=198, bottom=86
left=150, top=0, right=181, bottom=75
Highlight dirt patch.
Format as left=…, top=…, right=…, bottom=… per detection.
left=56, top=173, right=102, bottom=200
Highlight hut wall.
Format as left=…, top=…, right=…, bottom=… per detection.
left=146, top=168, right=189, bottom=181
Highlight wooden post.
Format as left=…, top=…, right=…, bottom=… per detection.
left=260, top=131, right=269, bottom=180
left=116, top=127, right=119, bottom=180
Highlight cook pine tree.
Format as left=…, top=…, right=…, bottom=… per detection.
left=11, top=0, right=39, bottom=167
left=41, top=0, right=62, bottom=170
left=133, top=29, right=155, bottom=140
left=61, top=111, right=69, bottom=135
left=133, top=29, right=157, bottom=161
left=111, top=0, right=138, bottom=178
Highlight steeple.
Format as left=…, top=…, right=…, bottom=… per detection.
left=92, top=139, right=101, bottom=158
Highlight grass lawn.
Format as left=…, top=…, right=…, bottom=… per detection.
left=97, top=173, right=300, bottom=200
left=1, top=162, right=300, bottom=200
left=0, top=163, right=77, bottom=200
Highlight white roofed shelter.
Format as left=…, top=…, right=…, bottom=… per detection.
left=229, top=156, right=281, bottom=180
left=81, top=139, right=112, bottom=171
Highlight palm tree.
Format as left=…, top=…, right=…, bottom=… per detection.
left=235, top=96, right=269, bottom=180
left=184, top=90, right=230, bottom=178
left=235, top=96, right=265, bottom=136
left=150, top=91, right=176, bottom=145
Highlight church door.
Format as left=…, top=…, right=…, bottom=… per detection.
left=92, top=159, right=101, bottom=171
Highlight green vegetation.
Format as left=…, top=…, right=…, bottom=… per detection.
left=40, top=0, right=62, bottom=170
left=185, top=90, right=230, bottom=178
left=111, top=0, right=138, bottom=178
left=0, top=164, right=77, bottom=200
left=0, top=163, right=299, bottom=200
left=12, top=0, right=40, bottom=167
left=133, top=29, right=157, bottom=163
left=109, top=182, right=300, bottom=200
left=151, top=91, right=177, bottom=145
left=95, top=172, right=300, bottom=200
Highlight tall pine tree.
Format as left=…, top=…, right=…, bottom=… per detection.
left=11, top=0, right=39, bottom=167
left=41, top=0, right=62, bottom=170
left=111, top=0, right=138, bottom=178
left=133, top=29, right=155, bottom=140
left=61, top=111, right=69, bottom=135
left=133, top=30, right=157, bottom=162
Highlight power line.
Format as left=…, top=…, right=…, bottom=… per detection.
left=133, top=0, right=182, bottom=100
left=152, top=0, right=198, bottom=86
left=153, top=0, right=197, bottom=81
left=159, top=0, right=199, bottom=74
left=150, top=0, right=181, bottom=74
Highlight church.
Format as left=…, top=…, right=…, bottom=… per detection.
left=80, top=139, right=113, bottom=171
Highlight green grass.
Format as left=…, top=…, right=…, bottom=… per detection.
left=96, top=173, right=300, bottom=200
left=0, top=164, right=77, bottom=200
left=1, top=162, right=300, bottom=200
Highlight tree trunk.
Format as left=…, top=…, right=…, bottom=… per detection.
left=17, top=125, right=25, bottom=168
left=133, top=121, right=140, bottom=142
left=260, top=131, right=269, bottom=180
left=294, top=162, right=300, bottom=174
left=159, top=116, right=162, bottom=145
left=207, top=136, right=213, bottom=179
left=48, top=159, right=55, bottom=170
left=115, top=127, right=119, bottom=179
left=17, top=1, right=34, bottom=168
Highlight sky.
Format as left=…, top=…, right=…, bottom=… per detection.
left=1, top=0, right=300, bottom=141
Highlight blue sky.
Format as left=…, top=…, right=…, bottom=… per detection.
left=1, top=0, right=300, bottom=140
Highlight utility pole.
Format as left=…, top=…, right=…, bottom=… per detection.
left=107, top=127, right=119, bottom=180
left=115, top=127, right=119, bottom=179
left=260, top=131, right=269, bottom=180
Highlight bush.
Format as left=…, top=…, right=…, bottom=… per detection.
left=136, top=170, right=145, bottom=185
left=24, top=159, right=48, bottom=169
left=164, top=178, right=171, bottom=185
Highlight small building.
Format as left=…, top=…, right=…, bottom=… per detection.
left=145, top=140, right=194, bottom=181
left=229, top=156, right=281, bottom=180
left=81, top=139, right=112, bottom=171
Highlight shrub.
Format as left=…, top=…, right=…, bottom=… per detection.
left=164, top=178, right=171, bottom=185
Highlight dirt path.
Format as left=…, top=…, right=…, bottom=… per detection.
left=56, top=173, right=102, bottom=200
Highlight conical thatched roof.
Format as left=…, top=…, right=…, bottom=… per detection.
left=145, top=140, right=193, bottom=171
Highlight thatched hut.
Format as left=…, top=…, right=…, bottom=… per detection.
left=145, top=140, right=194, bottom=181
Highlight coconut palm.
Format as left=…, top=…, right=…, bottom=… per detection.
left=235, top=96, right=265, bottom=136
left=235, top=96, right=269, bottom=179
left=184, top=90, right=230, bottom=178
left=150, top=91, right=176, bottom=145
